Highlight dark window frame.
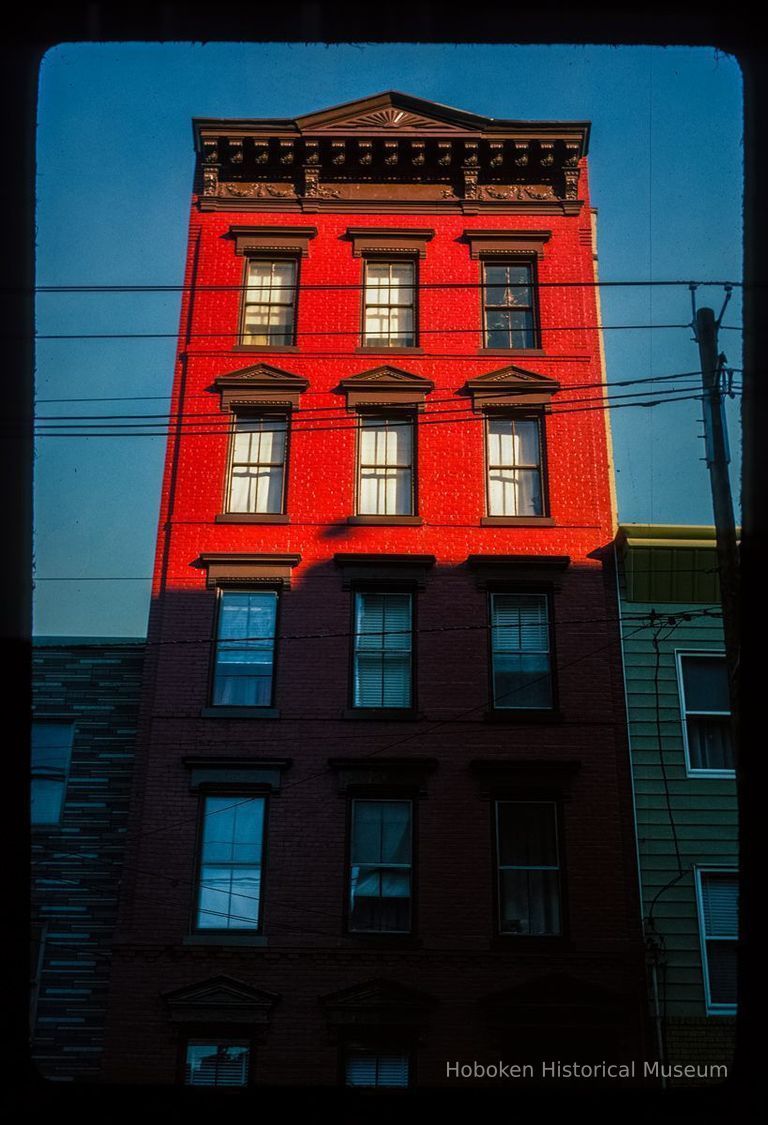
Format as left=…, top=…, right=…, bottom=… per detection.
left=493, top=798, right=564, bottom=939
left=208, top=587, right=280, bottom=710
left=341, top=1039, right=414, bottom=1088
left=181, top=1036, right=255, bottom=1088
left=487, top=589, right=557, bottom=713
left=481, top=258, right=540, bottom=351
left=361, top=256, right=418, bottom=349
left=484, top=410, right=548, bottom=519
left=191, top=791, right=269, bottom=935
left=349, top=588, right=416, bottom=712
left=345, top=796, right=416, bottom=937
left=239, top=254, right=300, bottom=348
left=695, top=866, right=738, bottom=1015
left=223, top=410, right=291, bottom=517
left=354, top=409, right=417, bottom=518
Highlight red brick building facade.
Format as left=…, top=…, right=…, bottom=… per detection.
left=103, top=93, right=647, bottom=1089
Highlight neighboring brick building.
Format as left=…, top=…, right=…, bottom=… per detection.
left=31, top=637, right=144, bottom=1081
left=616, top=525, right=737, bottom=1083
left=102, top=92, right=648, bottom=1089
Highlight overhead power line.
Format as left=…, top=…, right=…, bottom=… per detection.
left=30, top=279, right=744, bottom=294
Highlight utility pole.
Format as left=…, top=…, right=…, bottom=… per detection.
left=696, top=306, right=740, bottom=741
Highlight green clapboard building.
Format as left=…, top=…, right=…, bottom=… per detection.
left=616, top=525, right=737, bottom=1082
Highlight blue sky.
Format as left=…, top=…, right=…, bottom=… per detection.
left=34, top=43, right=743, bottom=637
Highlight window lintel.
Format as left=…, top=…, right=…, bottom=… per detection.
left=229, top=225, right=317, bottom=256
left=195, top=552, right=301, bottom=589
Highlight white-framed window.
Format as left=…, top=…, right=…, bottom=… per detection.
left=357, top=415, right=414, bottom=516
left=226, top=414, right=288, bottom=514
left=486, top=414, right=544, bottom=516
left=489, top=592, right=553, bottom=709
left=195, top=795, right=266, bottom=930
left=695, top=868, right=738, bottom=1014
left=349, top=799, right=413, bottom=933
left=212, top=590, right=278, bottom=707
left=185, top=1040, right=251, bottom=1086
left=352, top=592, right=413, bottom=709
left=676, top=652, right=734, bottom=776
left=363, top=260, right=416, bottom=347
left=241, top=258, right=297, bottom=346
left=345, top=1047, right=410, bottom=1087
left=495, top=801, right=561, bottom=935
left=31, top=722, right=75, bottom=825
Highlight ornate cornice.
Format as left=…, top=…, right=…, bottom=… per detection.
left=194, top=93, right=588, bottom=209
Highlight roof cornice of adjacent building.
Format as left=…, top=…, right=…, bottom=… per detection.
left=32, top=635, right=146, bottom=646
left=617, top=523, right=741, bottom=550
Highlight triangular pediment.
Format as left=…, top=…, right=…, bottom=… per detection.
left=296, top=92, right=488, bottom=136
left=214, top=362, right=309, bottom=387
left=320, top=977, right=438, bottom=1014
left=341, top=365, right=434, bottom=388
left=466, top=365, right=561, bottom=391
left=163, top=975, right=280, bottom=1011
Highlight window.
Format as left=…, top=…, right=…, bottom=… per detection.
left=185, top=1041, right=250, bottom=1086
left=486, top=415, right=543, bottom=516
left=489, top=593, right=552, bottom=709
left=363, top=261, right=415, bottom=347
left=349, top=799, right=412, bottom=932
left=358, top=416, right=414, bottom=516
left=496, top=801, right=561, bottom=935
left=345, top=1047, right=410, bottom=1087
left=31, top=722, right=74, bottom=825
left=353, top=592, right=413, bottom=709
left=483, top=261, right=537, bottom=349
left=226, top=415, right=287, bottom=514
left=241, top=258, right=297, bottom=346
left=696, top=869, right=738, bottom=1013
left=195, top=795, right=265, bottom=930
left=212, top=591, right=278, bottom=707
left=678, top=654, right=734, bottom=773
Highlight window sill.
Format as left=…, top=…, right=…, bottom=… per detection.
left=354, top=346, right=424, bottom=355
left=184, top=933, right=268, bottom=947
left=478, top=347, right=545, bottom=356
left=348, top=515, right=423, bottom=526
left=481, top=516, right=555, bottom=527
left=233, top=344, right=299, bottom=352
left=484, top=709, right=563, bottom=724
left=200, top=707, right=281, bottom=719
left=342, top=708, right=421, bottom=722
left=215, top=513, right=289, bottom=524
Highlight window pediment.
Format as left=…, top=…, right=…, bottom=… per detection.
left=229, top=225, right=317, bottom=256
left=338, top=366, right=434, bottom=410
left=163, top=976, right=280, bottom=1025
left=320, top=978, right=439, bottom=1028
left=212, top=363, right=309, bottom=411
left=195, top=552, right=301, bottom=589
left=464, top=365, right=560, bottom=411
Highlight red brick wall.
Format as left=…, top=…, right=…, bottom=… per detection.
left=103, top=160, right=649, bottom=1086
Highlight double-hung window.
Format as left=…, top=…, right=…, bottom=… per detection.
left=363, top=261, right=416, bottom=347
left=241, top=258, right=297, bottom=346
left=31, top=722, right=74, bottom=826
left=496, top=801, right=561, bottom=935
left=212, top=591, right=278, bottom=707
left=489, top=592, right=553, bottom=709
left=677, top=653, right=734, bottom=774
left=349, top=799, right=412, bottom=933
left=353, top=592, right=413, bottom=709
left=483, top=261, right=538, bottom=349
left=227, top=415, right=288, bottom=514
left=696, top=869, right=738, bottom=1013
left=358, top=415, right=414, bottom=516
left=185, top=1041, right=251, bottom=1086
left=345, top=1047, right=410, bottom=1087
left=486, top=415, right=544, bottom=517
left=195, top=795, right=265, bottom=930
